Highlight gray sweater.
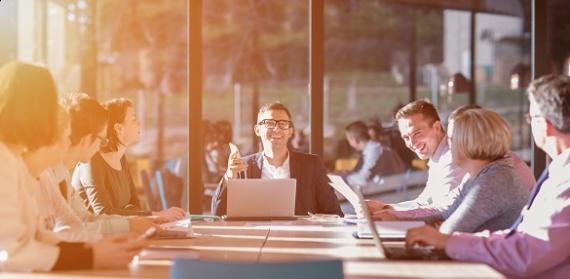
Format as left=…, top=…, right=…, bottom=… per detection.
left=394, top=157, right=530, bottom=233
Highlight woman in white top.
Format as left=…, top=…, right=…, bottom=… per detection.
left=0, top=61, right=146, bottom=271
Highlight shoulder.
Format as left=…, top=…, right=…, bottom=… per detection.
left=290, top=151, right=321, bottom=161
left=472, top=159, right=518, bottom=189
left=0, top=143, right=21, bottom=167
left=289, top=151, right=324, bottom=168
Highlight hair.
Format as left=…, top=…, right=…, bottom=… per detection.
left=61, top=93, right=108, bottom=146
left=448, top=104, right=482, bottom=122
left=0, top=61, right=59, bottom=151
left=345, top=121, right=371, bottom=142
left=257, top=101, right=292, bottom=123
left=395, top=100, right=441, bottom=126
left=366, top=118, right=384, bottom=135
left=527, top=74, right=570, bottom=133
left=100, top=98, right=133, bottom=153
left=451, top=109, right=511, bottom=161
left=55, top=105, right=70, bottom=138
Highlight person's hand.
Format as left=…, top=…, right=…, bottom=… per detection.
left=371, top=209, right=399, bottom=221
left=405, top=225, right=450, bottom=250
left=127, top=217, right=160, bottom=234
left=92, top=234, right=147, bottom=269
left=225, top=143, right=247, bottom=179
left=144, top=215, right=169, bottom=224
left=366, top=200, right=393, bottom=212
left=152, top=207, right=186, bottom=221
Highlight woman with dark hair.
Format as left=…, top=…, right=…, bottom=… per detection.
left=0, top=61, right=146, bottom=271
left=38, top=93, right=160, bottom=239
left=73, top=98, right=185, bottom=220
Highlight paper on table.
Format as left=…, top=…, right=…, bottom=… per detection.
left=159, top=217, right=195, bottom=238
left=138, top=247, right=199, bottom=260
left=356, top=221, right=424, bottom=239
left=327, top=174, right=363, bottom=217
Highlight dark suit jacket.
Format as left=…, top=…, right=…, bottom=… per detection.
left=211, top=151, right=343, bottom=216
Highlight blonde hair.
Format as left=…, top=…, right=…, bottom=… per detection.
left=451, top=109, right=511, bottom=161
left=0, top=61, right=59, bottom=151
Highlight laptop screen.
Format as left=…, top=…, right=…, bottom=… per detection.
left=353, top=187, right=386, bottom=258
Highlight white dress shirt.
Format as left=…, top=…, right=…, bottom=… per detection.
left=446, top=148, right=570, bottom=278
left=395, top=136, right=467, bottom=209
left=260, top=153, right=291, bottom=179
left=37, top=164, right=129, bottom=242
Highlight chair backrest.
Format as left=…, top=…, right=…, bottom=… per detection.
left=171, top=259, right=344, bottom=279
left=139, top=169, right=159, bottom=211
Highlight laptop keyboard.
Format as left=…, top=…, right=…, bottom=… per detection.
left=385, top=246, right=450, bottom=260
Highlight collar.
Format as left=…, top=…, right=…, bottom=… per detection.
left=262, top=151, right=290, bottom=169
left=428, top=135, right=448, bottom=167
left=548, top=148, right=570, bottom=177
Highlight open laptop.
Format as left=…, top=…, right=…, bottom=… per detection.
left=327, top=174, right=423, bottom=241
left=354, top=186, right=450, bottom=261
left=225, top=178, right=297, bottom=221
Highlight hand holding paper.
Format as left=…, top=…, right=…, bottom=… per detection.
left=226, top=143, right=247, bottom=179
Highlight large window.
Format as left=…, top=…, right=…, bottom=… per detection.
left=202, top=0, right=309, bottom=184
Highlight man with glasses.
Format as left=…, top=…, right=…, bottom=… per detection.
left=405, top=75, right=570, bottom=278
left=212, top=102, right=342, bottom=216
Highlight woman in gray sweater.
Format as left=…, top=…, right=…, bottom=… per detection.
left=373, top=108, right=530, bottom=233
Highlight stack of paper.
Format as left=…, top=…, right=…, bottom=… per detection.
left=158, top=217, right=195, bottom=239
left=355, top=220, right=424, bottom=240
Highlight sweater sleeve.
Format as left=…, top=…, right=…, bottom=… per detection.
left=0, top=151, right=60, bottom=272
left=75, top=158, right=149, bottom=216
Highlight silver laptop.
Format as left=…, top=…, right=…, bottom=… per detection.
left=226, top=178, right=297, bottom=221
left=354, top=186, right=450, bottom=260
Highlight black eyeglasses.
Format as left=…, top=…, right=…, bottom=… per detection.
left=257, top=119, right=293, bottom=129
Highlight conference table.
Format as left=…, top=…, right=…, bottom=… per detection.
left=1, top=219, right=504, bottom=279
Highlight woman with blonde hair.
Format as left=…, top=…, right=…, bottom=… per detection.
left=373, top=108, right=530, bottom=233
left=0, top=61, right=146, bottom=271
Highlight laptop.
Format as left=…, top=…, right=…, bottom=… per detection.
left=354, top=186, right=450, bottom=260
left=225, top=178, right=297, bottom=221
left=327, top=174, right=423, bottom=241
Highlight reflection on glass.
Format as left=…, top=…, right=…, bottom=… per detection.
left=203, top=0, right=309, bottom=183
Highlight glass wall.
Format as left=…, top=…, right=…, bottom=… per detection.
left=475, top=10, right=531, bottom=159
left=202, top=0, right=309, bottom=184
left=2, top=0, right=568, bottom=212
left=323, top=1, right=534, bottom=205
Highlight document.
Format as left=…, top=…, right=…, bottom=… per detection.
left=158, top=216, right=195, bottom=238
left=355, top=220, right=424, bottom=240
left=327, top=174, right=363, bottom=217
